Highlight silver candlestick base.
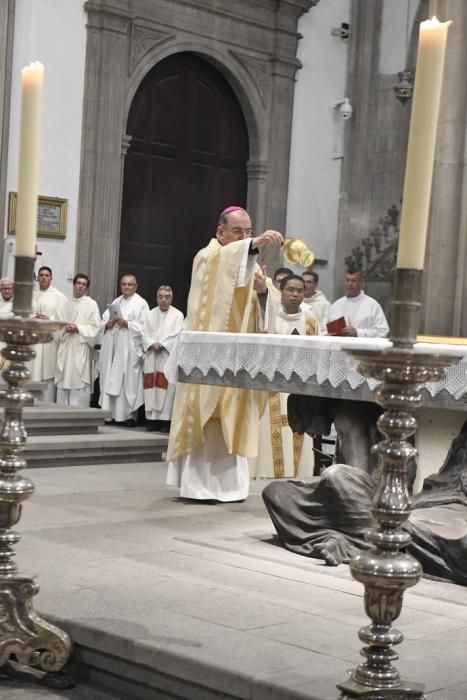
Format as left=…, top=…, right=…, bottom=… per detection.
left=338, top=268, right=461, bottom=699
left=0, top=256, right=72, bottom=686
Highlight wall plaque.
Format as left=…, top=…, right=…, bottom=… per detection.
left=8, top=192, right=68, bottom=239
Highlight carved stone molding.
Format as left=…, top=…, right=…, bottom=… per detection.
left=84, top=0, right=132, bottom=34
left=247, top=160, right=269, bottom=182
left=121, top=134, right=132, bottom=157
left=129, top=24, right=175, bottom=74
left=231, top=51, right=270, bottom=107
left=77, top=0, right=319, bottom=309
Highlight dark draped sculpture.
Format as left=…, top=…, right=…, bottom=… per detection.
left=263, top=408, right=467, bottom=586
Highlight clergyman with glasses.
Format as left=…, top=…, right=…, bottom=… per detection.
left=166, top=205, right=283, bottom=503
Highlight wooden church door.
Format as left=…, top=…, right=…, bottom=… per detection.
left=119, top=52, right=249, bottom=311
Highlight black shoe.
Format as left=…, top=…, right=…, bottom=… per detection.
left=159, top=423, right=171, bottom=433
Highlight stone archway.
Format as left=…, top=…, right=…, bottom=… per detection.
left=76, top=0, right=318, bottom=311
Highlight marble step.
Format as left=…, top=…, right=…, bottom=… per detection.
left=24, top=426, right=168, bottom=467
left=20, top=404, right=111, bottom=435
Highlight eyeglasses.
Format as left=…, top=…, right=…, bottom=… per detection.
left=223, top=226, right=254, bottom=236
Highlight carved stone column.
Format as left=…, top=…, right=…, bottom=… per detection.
left=76, top=0, right=132, bottom=311
left=0, top=0, right=15, bottom=270
left=334, top=0, right=384, bottom=296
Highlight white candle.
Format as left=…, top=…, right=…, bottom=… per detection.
left=396, top=17, right=451, bottom=269
left=15, top=61, right=44, bottom=257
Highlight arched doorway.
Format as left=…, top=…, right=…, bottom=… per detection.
left=118, top=52, right=249, bottom=310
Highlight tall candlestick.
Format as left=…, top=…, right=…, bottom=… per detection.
left=396, top=17, right=451, bottom=269
left=15, top=61, right=44, bottom=258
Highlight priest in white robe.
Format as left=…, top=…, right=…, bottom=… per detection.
left=143, top=285, right=184, bottom=431
left=99, top=274, right=149, bottom=425
left=32, top=266, right=67, bottom=401
left=0, top=278, right=13, bottom=313
left=326, top=269, right=389, bottom=338
left=301, top=270, right=330, bottom=331
left=166, top=205, right=283, bottom=502
left=250, top=274, right=318, bottom=479
left=55, top=274, right=101, bottom=407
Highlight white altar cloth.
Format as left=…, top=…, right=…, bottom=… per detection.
left=174, top=332, right=466, bottom=400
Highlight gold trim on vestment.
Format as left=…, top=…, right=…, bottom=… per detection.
left=267, top=315, right=316, bottom=477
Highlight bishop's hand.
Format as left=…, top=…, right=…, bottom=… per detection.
left=252, top=230, right=284, bottom=248
left=253, top=265, right=268, bottom=294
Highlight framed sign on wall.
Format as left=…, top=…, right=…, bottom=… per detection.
left=8, top=192, right=68, bottom=239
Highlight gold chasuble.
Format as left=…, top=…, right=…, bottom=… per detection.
left=167, top=238, right=266, bottom=462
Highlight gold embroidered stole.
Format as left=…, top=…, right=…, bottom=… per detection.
left=167, top=239, right=266, bottom=461
left=269, top=311, right=317, bottom=477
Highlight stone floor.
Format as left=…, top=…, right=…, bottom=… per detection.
left=2, top=462, right=467, bottom=699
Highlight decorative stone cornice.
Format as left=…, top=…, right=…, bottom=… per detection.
left=270, top=55, right=302, bottom=80
left=278, top=0, right=321, bottom=19
left=129, top=23, right=175, bottom=74
left=84, top=0, right=132, bottom=35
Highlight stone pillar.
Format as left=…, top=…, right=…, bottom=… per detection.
left=0, top=0, right=15, bottom=269
left=334, top=0, right=383, bottom=296
left=421, top=0, right=467, bottom=335
left=247, top=160, right=269, bottom=233
left=76, top=0, right=132, bottom=311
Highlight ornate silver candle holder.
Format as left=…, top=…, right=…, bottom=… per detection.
left=338, top=269, right=460, bottom=699
left=0, top=257, right=72, bottom=687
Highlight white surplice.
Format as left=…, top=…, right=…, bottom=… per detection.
left=142, top=305, right=184, bottom=421
left=31, top=286, right=68, bottom=401
left=0, top=299, right=12, bottom=314
left=326, top=291, right=389, bottom=338
left=55, top=295, right=101, bottom=407
left=99, top=293, right=149, bottom=421
left=301, top=289, right=330, bottom=331
left=250, top=306, right=317, bottom=479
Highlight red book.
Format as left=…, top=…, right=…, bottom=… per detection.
left=326, top=316, right=346, bottom=336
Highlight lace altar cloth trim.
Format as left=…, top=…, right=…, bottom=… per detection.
left=176, top=332, right=467, bottom=399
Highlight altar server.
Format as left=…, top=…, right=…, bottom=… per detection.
left=55, top=274, right=101, bottom=407
left=32, top=266, right=67, bottom=401
left=326, top=269, right=389, bottom=338
left=250, top=274, right=318, bottom=479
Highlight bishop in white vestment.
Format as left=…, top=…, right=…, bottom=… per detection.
left=166, top=206, right=283, bottom=502
left=250, top=274, right=318, bottom=479
left=32, top=267, right=67, bottom=401
left=99, top=275, right=149, bottom=423
left=55, top=274, right=101, bottom=407
left=143, top=286, right=184, bottom=426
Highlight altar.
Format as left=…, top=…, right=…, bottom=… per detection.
left=174, top=331, right=467, bottom=490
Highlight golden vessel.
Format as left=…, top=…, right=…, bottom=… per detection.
left=282, top=237, right=315, bottom=268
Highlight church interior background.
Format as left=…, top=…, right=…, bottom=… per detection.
left=3, top=0, right=464, bottom=332
left=1, top=2, right=467, bottom=699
